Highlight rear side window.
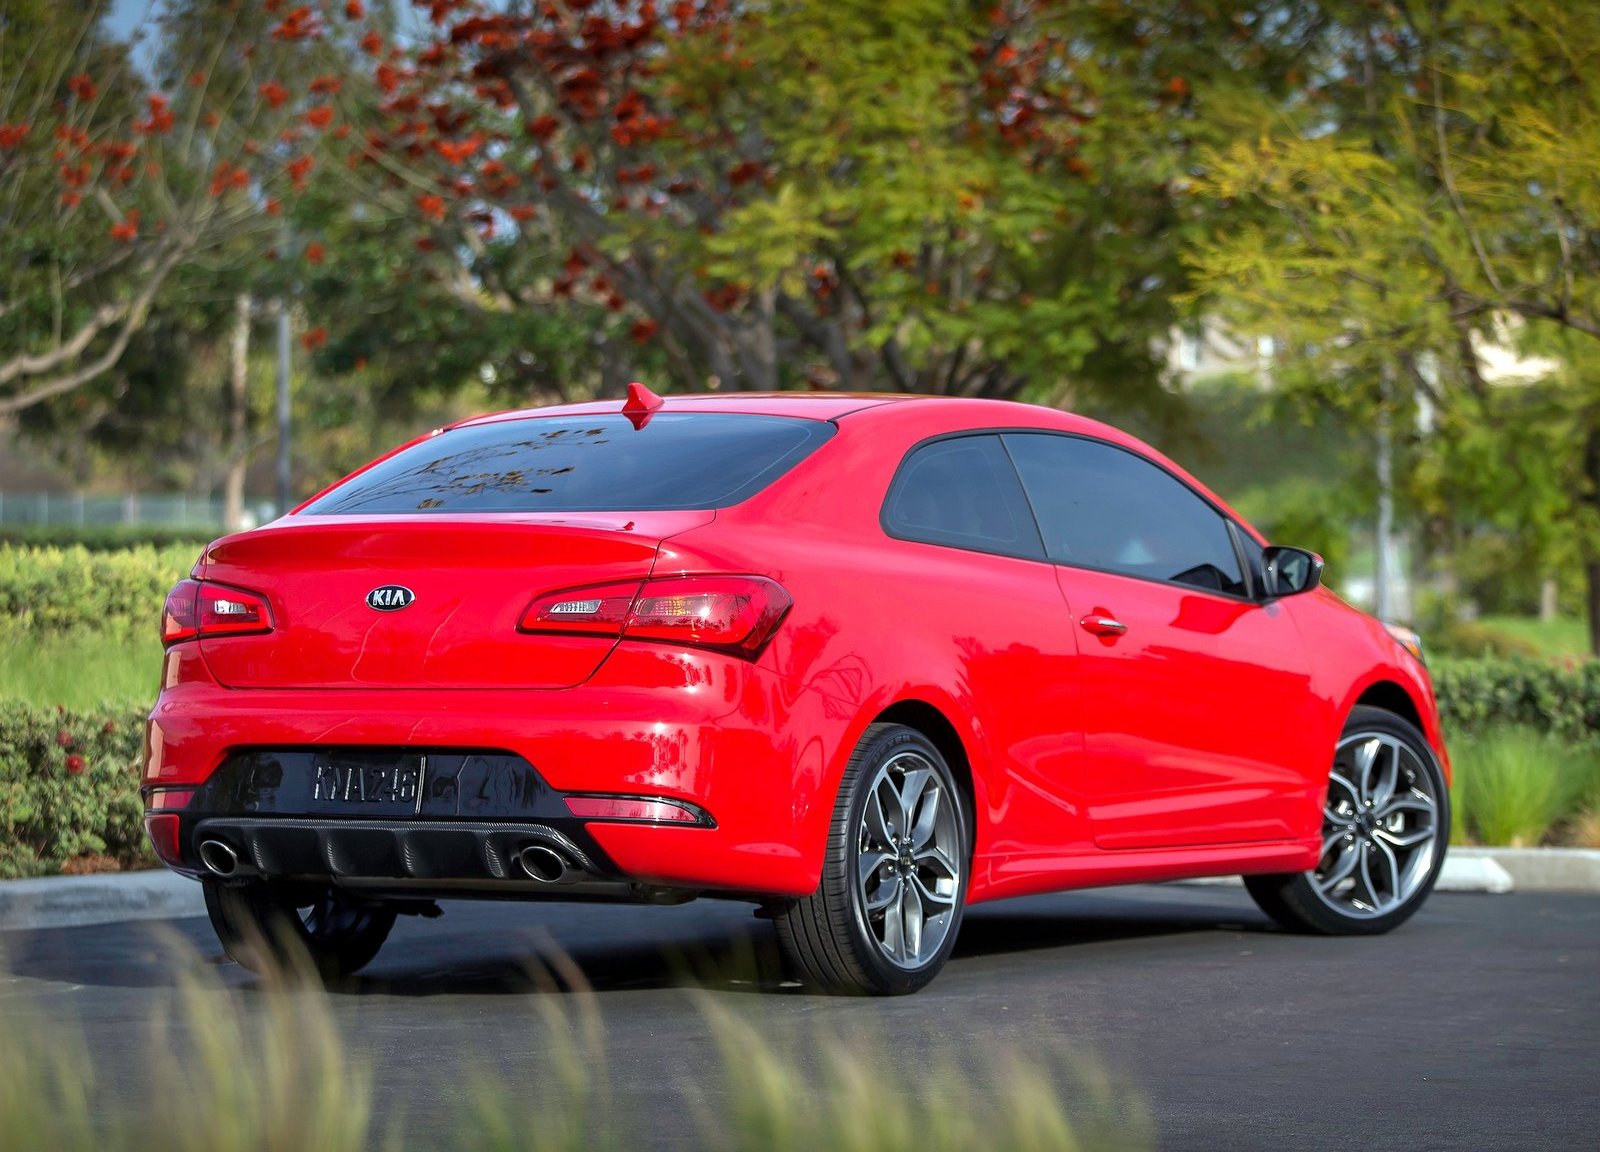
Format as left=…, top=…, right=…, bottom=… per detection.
left=303, top=413, right=834, bottom=514
left=882, top=435, right=1044, bottom=559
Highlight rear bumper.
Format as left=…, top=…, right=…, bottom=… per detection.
left=145, top=644, right=837, bottom=898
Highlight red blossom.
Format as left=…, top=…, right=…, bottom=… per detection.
left=56, top=729, right=74, bottom=747
left=629, top=318, right=659, bottom=343
left=345, top=0, right=365, bottom=17
left=272, top=5, right=322, bottom=41
left=528, top=115, right=561, bottom=142
left=305, top=105, right=335, bottom=129
left=110, top=211, right=140, bottom=241
left=360, top=31, right=384, bottom=55
left=0, top=123, right=29, bottom=148
left=287, top=153, right=315, bottom=190
left=301, top=325, right=328, bottom=350
left=417, top=193, right=447, bottom=222
left=60, top=190, right=82, bottom=207
left=65, top=753, right=86, bottom=775
left=67, top=74, right=97, bottom=101
left=208, top=163, right=250, bottom=196
left=258, top=81, right=290, bottom=109
left=136, top=94, right=175, bottom=135
left=265, top=196, right=283, bottom=216
left=190, top=71, right=207, bottom=88
left=305, top=241, right=325, bottom=264
left=310, top=75, right=343, bottom=95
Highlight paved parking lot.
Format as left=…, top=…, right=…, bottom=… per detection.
left=3, top=884, right=1596, bottom=1149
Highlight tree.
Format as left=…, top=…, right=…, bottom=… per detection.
left=331, top=0, right=1320, bottom=415
left=0, top=0, right=363, bottom=417
left=1186, top=0, right=1600, bottom=653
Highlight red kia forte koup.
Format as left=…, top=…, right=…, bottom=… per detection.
left=144, top=388, right=1450, bottom=994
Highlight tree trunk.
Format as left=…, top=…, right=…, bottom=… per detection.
left=222, top=293, right=251, bottom=533
left=1586, top=422, right=1600, bottom=657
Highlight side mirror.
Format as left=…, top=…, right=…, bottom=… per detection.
left=1262, top=545, right=1324, bottom=599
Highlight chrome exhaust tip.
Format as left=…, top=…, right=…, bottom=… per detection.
left=516, top=844, right=570, bottom=884
left=198, top=838, right=240, bottom=878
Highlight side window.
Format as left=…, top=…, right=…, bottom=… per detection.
left=883, top=435, right=1044, bottom=559
left=1003, top=433, right=1247, bottom=596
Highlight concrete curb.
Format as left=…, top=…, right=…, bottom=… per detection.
left=1179, top=847, right=1600, bottom=895
left=0, top=869, right=205, bottom=932
left=2, top=847, right=1598, bottom=932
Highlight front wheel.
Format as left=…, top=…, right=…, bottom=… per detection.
left=775, top=724, right=970, bottom=995
left=1246, top=705, right=1448, bottom=935
left=203, top=879, right=396, bottom=982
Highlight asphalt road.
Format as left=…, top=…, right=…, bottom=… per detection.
left=2, top=884, right=1597, bottom=1150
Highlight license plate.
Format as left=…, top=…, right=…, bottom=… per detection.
left=307, top=753, right=424, bottom=816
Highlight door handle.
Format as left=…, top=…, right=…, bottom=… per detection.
left=1080, top=614, right=1127, bottom=637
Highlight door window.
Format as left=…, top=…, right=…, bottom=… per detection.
left=1003, top=433, right=1247, bottom=595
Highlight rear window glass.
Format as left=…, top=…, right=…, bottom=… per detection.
left=303, top=413, right=834, bottom=515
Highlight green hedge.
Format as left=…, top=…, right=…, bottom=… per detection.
left=0, top=703, right=154, bottom=878
left=1433, top=657, right=1600, bottom=742
left=0, top=524, right=214, bottom=552
left=0, top=543, right=198, bottom=635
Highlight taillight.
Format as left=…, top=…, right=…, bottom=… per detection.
left=520, top=575, right=791, bottom=658
left=163, top=579, right=201, bottom=644
left=162, top=579, right=273, bottom=646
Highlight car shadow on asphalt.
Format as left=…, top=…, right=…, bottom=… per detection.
left=0, top=887, right=1279, bottom=997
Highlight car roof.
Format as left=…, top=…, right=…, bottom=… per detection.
left=449, top=391, right=918, bottom=428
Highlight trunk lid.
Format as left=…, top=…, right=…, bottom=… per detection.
left=196, top=513, right=710, bottom=690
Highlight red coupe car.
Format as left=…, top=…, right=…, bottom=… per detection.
left=144, top=388, right=1450, bottom=994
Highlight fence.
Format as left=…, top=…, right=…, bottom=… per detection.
left=0, top=491, right=274, bottom=530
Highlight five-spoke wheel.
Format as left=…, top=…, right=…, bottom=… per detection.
left=1247, top=705, right=1448, bottom=935
left=776, top=724, right=970, bottom=994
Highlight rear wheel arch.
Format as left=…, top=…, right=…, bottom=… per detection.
left=872, top=698, right=979, bottom=857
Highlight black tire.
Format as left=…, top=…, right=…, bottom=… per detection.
left=203, top=879, right=396, bottom=982
left=1245, top=705, right=1449, bottom=936
left=775, top=723, right=970, bottom=995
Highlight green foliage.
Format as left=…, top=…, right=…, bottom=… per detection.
left=0, top=543, right=195, bottom=635
left=1449, top=726, right=1600, bottom=848
left=1433, top=657, right=1600, bottom=742
left=0, top=525, right=211, bottom=552
left=0, top=702, right=153, bottom=878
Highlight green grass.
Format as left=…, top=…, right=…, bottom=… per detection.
left=1474, top=614, right=1590, bottom=659
left=1450, top=726, right=1600, bottom=847
left=0, top=626, right=160, bottom=709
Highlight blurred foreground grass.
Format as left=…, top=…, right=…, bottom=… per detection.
left=0, top=940, right=1152, bottom=1152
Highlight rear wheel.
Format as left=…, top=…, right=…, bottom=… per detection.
left=203, top=879, right=396, bottom=982
left=775, top=724, right=969, bottom=995
left=1246, top=705, right=1447, bottom=935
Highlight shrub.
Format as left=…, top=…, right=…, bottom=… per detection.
left=0, top=703, right=154, bottom=878
left=1448, top=726, right=1599, bottom=847
left=1432, top=657, right=1600, bottom=742
left=0, top=524, right=214, bottom=552
left=0, top=543, right=198, bottom=635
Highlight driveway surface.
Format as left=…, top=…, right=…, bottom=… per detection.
left=2, top=884, right=1596, bottom=1150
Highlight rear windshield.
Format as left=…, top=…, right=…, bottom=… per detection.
left=302, top=413, right=834, bottom=515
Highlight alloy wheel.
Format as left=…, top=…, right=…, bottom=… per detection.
left=1311, top=731, right=1441, bottom=919
left=854, top=750, right=963, bottom=969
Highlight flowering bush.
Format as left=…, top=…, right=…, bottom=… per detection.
left=0, top=543, right=196, bottom=636
left=0, top=703, right=153, bottom=878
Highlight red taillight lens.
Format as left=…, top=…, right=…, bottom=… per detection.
left=163, top=579, right=201, bottom=644
left=519, top=575, right=791, bottom=658
left=162, top=579, right=273, bottom=646
left=519, top=581, right=640, bottom=637
left=625, top=576, right=792, bottom=656
left=564, top=795, right=711, bottom=825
